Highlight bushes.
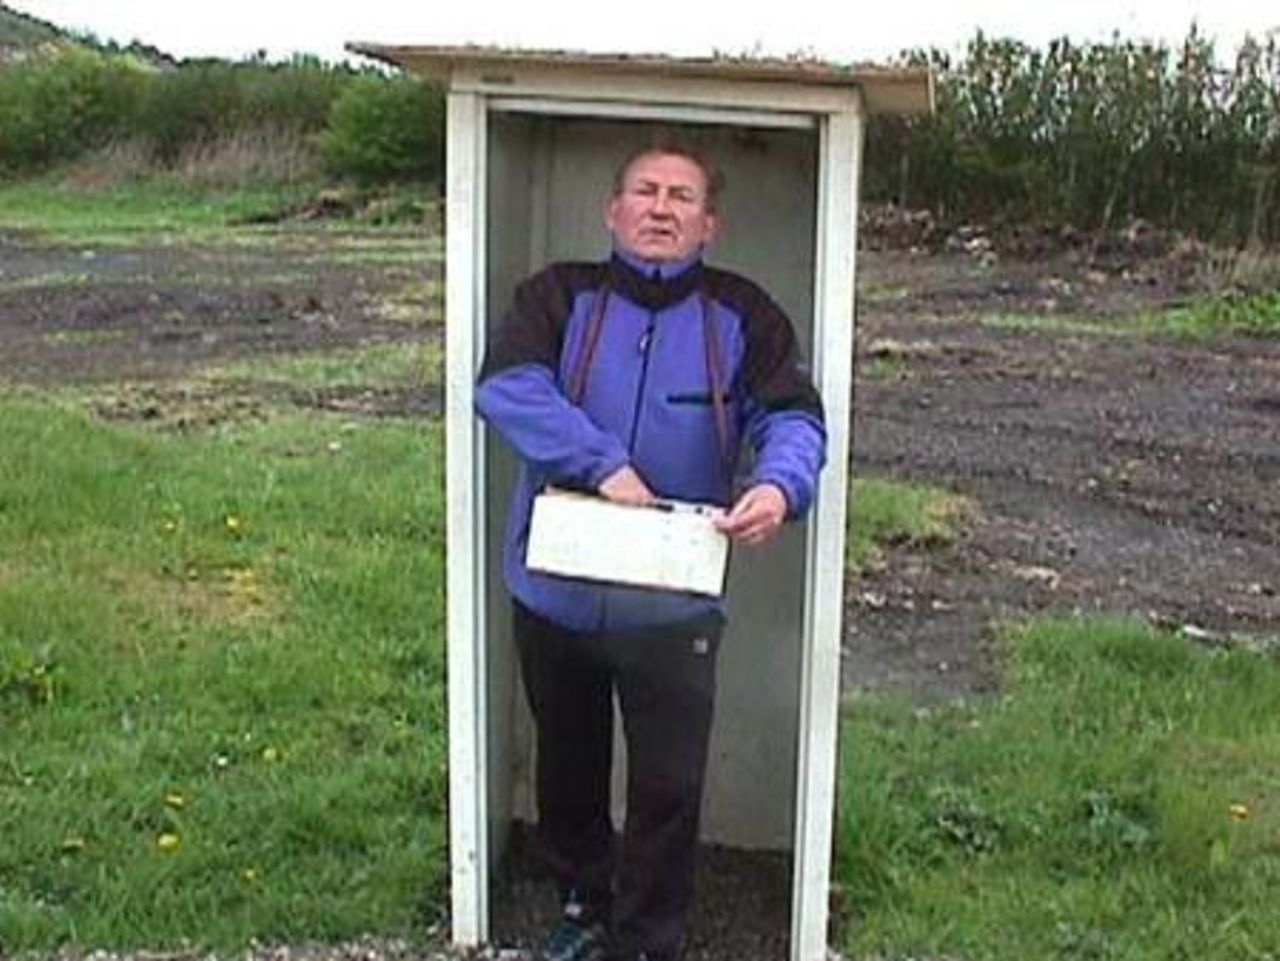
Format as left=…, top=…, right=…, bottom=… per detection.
left=0, top=47, right=444, bottom=188
left=316, top=74, right=444, bottom=186
left=136, top=56, right=350, bottom=164
left=865, top=29, right=1280, bottom=245
left=0, top=46, right=145, bottom=175
left=3, top=31, right=1278, bottom=241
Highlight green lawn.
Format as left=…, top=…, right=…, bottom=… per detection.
left=0, top=395, right=446, bottom=952
left=838, top=617, right=1280, bottom=960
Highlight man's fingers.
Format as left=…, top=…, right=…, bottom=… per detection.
left=598, top=465, right=656, bottom=505
left=714, top=484, right=787, bottom=544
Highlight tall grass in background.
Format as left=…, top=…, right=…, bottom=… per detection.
left=866, top=29, right=1280, bottom=245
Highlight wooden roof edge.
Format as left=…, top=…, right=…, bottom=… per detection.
left=346, top=43, right=934, bottom=116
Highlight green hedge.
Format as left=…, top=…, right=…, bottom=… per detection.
left=0, top=48, right=444, bottom=187
left=0, top=46, right=145, bottom=174
left=865, top=30, right=1280, bottom=245
left=315, top=74, right=445, bottom=186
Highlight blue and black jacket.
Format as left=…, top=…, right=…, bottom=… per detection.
left=475, top=249, right=827, bottom=632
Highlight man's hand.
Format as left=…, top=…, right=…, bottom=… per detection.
left=714, top=483, right=788, bottom=545
left=598, top=465, right=657, bottom=506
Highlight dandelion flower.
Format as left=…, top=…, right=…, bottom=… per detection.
left=261, top=746, right=280, bottom=763
left=156, top=832, right=181, bottom=852
left=164, top=793, right=186, bottom=809
left=225, top=515, right=242, bottom=533
left=1230, top=803, right=1251, bottom=821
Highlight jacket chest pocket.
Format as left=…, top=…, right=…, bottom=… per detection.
left=666, top=391, right=734, bottom=407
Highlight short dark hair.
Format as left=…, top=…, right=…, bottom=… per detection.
left=611, top=139, right=725, bottom=212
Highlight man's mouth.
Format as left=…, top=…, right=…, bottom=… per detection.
left=641, top=226, right=677, bottom=242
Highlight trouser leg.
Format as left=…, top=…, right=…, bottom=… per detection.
left=611, top=615, right=722, bottom=960
left=513, top=603, right=615, bottom=918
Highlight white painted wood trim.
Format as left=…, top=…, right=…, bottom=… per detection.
left=791, top=105, right=862, bottom=961
left=453, top=65, right=860, bottom=116
left=445, top=89, right=490, bottom=949
left=487, top=95, right=816, bottom=130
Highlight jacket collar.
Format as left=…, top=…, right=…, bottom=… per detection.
left=607, top=249, right=704, bottom=311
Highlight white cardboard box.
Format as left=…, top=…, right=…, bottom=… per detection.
left=526, top=489, right=730, bottom=597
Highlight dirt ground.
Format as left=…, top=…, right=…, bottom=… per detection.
left=4, top=220, right=1278, bottom=960
left=849, top=238, right=1279, bottom=702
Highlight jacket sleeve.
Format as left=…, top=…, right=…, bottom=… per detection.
left=474, top=267, right=630, bottom=489
left=735, top=286, right=828, bottom=518
left=743, top=405, right=827, bottom=518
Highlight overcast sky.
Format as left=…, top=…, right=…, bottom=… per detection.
left=8, top=0, right=1278, bottom=65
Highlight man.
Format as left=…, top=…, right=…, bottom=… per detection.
left=475, top=141, right=826, bottom=961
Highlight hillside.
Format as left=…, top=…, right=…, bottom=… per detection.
left=0, top=2, right=175, bottom=67
left=0, top=1, right=59, bottom=60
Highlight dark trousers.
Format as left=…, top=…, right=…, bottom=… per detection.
left=513, top=602, right=723, bottom=960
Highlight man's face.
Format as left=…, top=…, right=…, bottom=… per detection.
left=605, top=151, right=719, bottom=263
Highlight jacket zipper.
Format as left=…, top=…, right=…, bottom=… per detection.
left=598, top=312, right=655, bottom=632
left=627, top=312, right=657, bottom=453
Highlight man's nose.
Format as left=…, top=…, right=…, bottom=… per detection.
left=650, top=190, right=673, bottom=214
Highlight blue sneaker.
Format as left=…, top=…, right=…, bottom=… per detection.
left=539, top=916, right=608, bottom=961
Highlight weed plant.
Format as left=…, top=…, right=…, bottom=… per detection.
left=848, top=477, right=973, bottom=572
left=0, top=398, right=446, bottom=952
left=838, top=617, right=1280, bottom=960
left=1146, top=291, right=1280, bottom=339
left=979, top=292, right=1280, bottom=340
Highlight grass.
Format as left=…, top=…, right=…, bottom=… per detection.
left=0, top=176, right=443, bottom=260
left=1136, top=291, right=1280, bottom=339
left=0, top=176, right=319, bottom=239
left=837, top=616, right=1280, bottom=960
left=847, top=476, right=974, bottom=572
left=209, top=340, right=444, bottom=393
left=981, top=290, right=1280, bottom=341
left=0, top=272, right=94, bottom=295
left=979, top=312, right=1121, bottom=337
left=0, top=394, right=446, bottom=953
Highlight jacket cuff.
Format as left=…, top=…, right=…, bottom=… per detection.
left=585, top=451, right=632, bottom=492
left=747, top=474, right=804, bottom=520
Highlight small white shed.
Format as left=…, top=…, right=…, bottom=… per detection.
left=349, top=43, right=932, bottom=961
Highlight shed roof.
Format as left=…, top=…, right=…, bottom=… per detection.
left=347, top=44, right=933, bottom=117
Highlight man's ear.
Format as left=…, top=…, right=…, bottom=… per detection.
left=604, top=196, right=620, bottom=235
left=704, top=212, right=721, bottom=246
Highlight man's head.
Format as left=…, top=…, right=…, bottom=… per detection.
left=605, top=143, right=722, bottom=263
